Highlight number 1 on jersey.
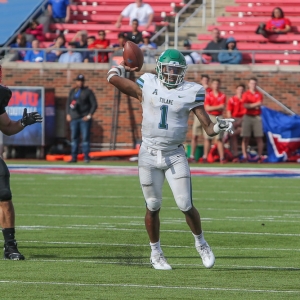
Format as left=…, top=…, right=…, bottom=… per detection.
left=159, top=105, right=168, bottom=129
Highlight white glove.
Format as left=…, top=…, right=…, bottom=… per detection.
left=213, top=116, right=235, bottom=134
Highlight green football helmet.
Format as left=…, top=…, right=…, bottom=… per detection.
left=156, top=49, right=187, bottom=88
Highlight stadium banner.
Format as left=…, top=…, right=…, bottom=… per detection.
left=4, top=86, right=44, bottom=146
left=261, top=106, right=300, bottom=162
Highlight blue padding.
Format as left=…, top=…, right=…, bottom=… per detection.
left=0, top=0, right=45, bottom=45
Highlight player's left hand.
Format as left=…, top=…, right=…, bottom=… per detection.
left=20, top=108, right=43, bottom=127
left=216, top=116, right=235, bottom=134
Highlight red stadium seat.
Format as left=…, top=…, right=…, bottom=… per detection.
left=235, top=0, right=299, bottom=5
left=207, top=25, right=300, bottom=34
left=191, top=42, right=300, bottom=51
left=226, top=6, right=300, bottom=16
left=216, top=17, right=300, bottom=26
left=49, top=23, right=156, bottom=33
left=198, top=33, right=300, bottom=43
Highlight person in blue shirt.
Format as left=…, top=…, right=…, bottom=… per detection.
left=10, top=33, right=32, bottom=61
left=47, top=0, right=70, bottom=23
left=58, top=42, right=82, bottom=63
left=218, top=37, right=242, bottom=65
left=24, top=39, right=45, bottom=62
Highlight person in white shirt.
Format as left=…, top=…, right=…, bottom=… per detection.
left=115, top=0, right=154, bottom=29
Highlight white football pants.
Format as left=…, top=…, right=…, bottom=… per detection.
left=138, top=144, right=193, bottom=212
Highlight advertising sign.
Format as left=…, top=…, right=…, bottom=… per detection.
left=4, top=86, right=44, bottom=146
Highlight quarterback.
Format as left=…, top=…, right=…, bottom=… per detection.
left=107, top=49, right=234, bottom=270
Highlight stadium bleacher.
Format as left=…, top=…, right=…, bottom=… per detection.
left=194, top=0, right=300, bottom=65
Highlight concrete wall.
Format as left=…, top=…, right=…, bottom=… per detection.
left=2, top=62, right=300, bottom=149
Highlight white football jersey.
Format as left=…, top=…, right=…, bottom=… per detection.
left=137, top=73, right=205, bottom=151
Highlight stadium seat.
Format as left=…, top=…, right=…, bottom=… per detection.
left=198, top=33, right=300, bottom=43
left=226, top=6, right=300, bottom=16
left=216, top=17, right=300, bottom=26
left=207, top=25, right=300, bottom=34
left=70, top=4, right=176, bottom=14
left=235, top=0, right=299, bottom=5
left=49, top=24, right=156, bottom=33
left=191, top=42, right=300, bottom=51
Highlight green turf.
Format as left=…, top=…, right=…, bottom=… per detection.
left=0, top=174, right=299, bottom=299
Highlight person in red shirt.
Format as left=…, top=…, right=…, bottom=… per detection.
left=25, top=20, right=45, bottom=42
left=241, top=78, right=264, bottom=162
left=189, top=74, right=212, bottom=163
left=89, top=30, right=110, bottom=63
left=203, top=79, right=226, bottom=163
left=226, top=84, right=246, bottom=158
left=266, top=7, right=291, bottom=34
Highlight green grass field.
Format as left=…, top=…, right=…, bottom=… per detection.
left=0, top=173, right=299, bottom=299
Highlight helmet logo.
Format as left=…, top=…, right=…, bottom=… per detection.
left=169, top=61, right=180, bottom=65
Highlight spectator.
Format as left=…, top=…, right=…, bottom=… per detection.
left=58, top=42, right=82, bottom=63
left=203, top=79, right=226, bottom=163
left=241, top=78, right=264, bottom=163
left=47, top=0, right=70, bottom=23
left=25, top=20, right=45, bottom=42
left=112, top=32, right=128, bottom=52
left=83, top=36, right=97, bottom=63
left=181, top=39, right=207, bottom=65
left=71, top=30, right=88, bottom=49
left=10, top=33, right=32, bottom=61
left=24, top=39, right=45, bottom=62
left=139, top=31, right=157, bottom=63
left=89, top=30, right=110, bottom=63
left=203, top=28, right=226, bottom=63
left=66, top=74, right=98, bottom=163
left=189, top=75, right=212, bottom=163
left=126, top=19, right=143, bottom=44
left=218, top=37, right=242, bottom=65
left=115, top=0, right=154, bottom=29
left=256, top=7, right=291, bottom=37
left=226, top=84, right=246, bottom=159
left=46, top=34, right=66, bottom=62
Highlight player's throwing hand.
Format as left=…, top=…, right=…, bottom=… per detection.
left=20, top=108, right=43, bottom=127
left=214, top=116, right=235, bottom=134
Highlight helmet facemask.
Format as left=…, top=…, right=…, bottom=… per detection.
left=157, top=62, right=187, bottom=88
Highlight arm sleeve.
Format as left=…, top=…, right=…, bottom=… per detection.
left=285, top=18, right=291, bottom=26
left=121, top=4, right=131, bottom=17
left=227, top=97, right=233, bottom=111
left=66, top=90, right=73, bottom=114
left=265, top=20, right=273, bottom=30
left=218, top=52, right=228, bottom=63
left=88, top=90, right=98, bottom=115
left=189, top=87, right=205, bottom=110
left=146, top=4, right=154, bottom=14
left=229, top=51, right=242, bottom=64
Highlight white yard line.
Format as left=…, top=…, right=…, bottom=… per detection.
left=20, top=240, right=300, bottom=252
left=16, top=224, right=300, bottom=236
left=0, top=280, right=299, bottom=294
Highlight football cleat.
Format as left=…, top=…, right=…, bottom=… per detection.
left=196, top=242, right=215, bottom=268
left=4, top=241, right=25, bottom=260
left=150, top=252, right=172, bottom=270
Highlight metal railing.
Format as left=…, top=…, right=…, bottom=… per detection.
left=1, top=47, right=300, bottom=65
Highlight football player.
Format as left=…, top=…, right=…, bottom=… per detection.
left=107, top=49, right=234, bottom=270
left=0, top=84, right=42, bottom=260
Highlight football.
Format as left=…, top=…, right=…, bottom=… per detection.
left=123, top=41, right=144, bottom=71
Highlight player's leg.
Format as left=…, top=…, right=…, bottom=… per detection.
left=253, top=116, right=264, bottom=160
left=216, top=139, right=225, bottom=162
left=0, top=159, right=24, bottom=260
left=241, top=115, right=251, bottom=161
left=80, top=119, right=92, bottom=162
left=138, top=145, right=171, bottom=270
left=165, top=147, right=215, bottom=268
left=69, top=119, right=81, bottom=162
